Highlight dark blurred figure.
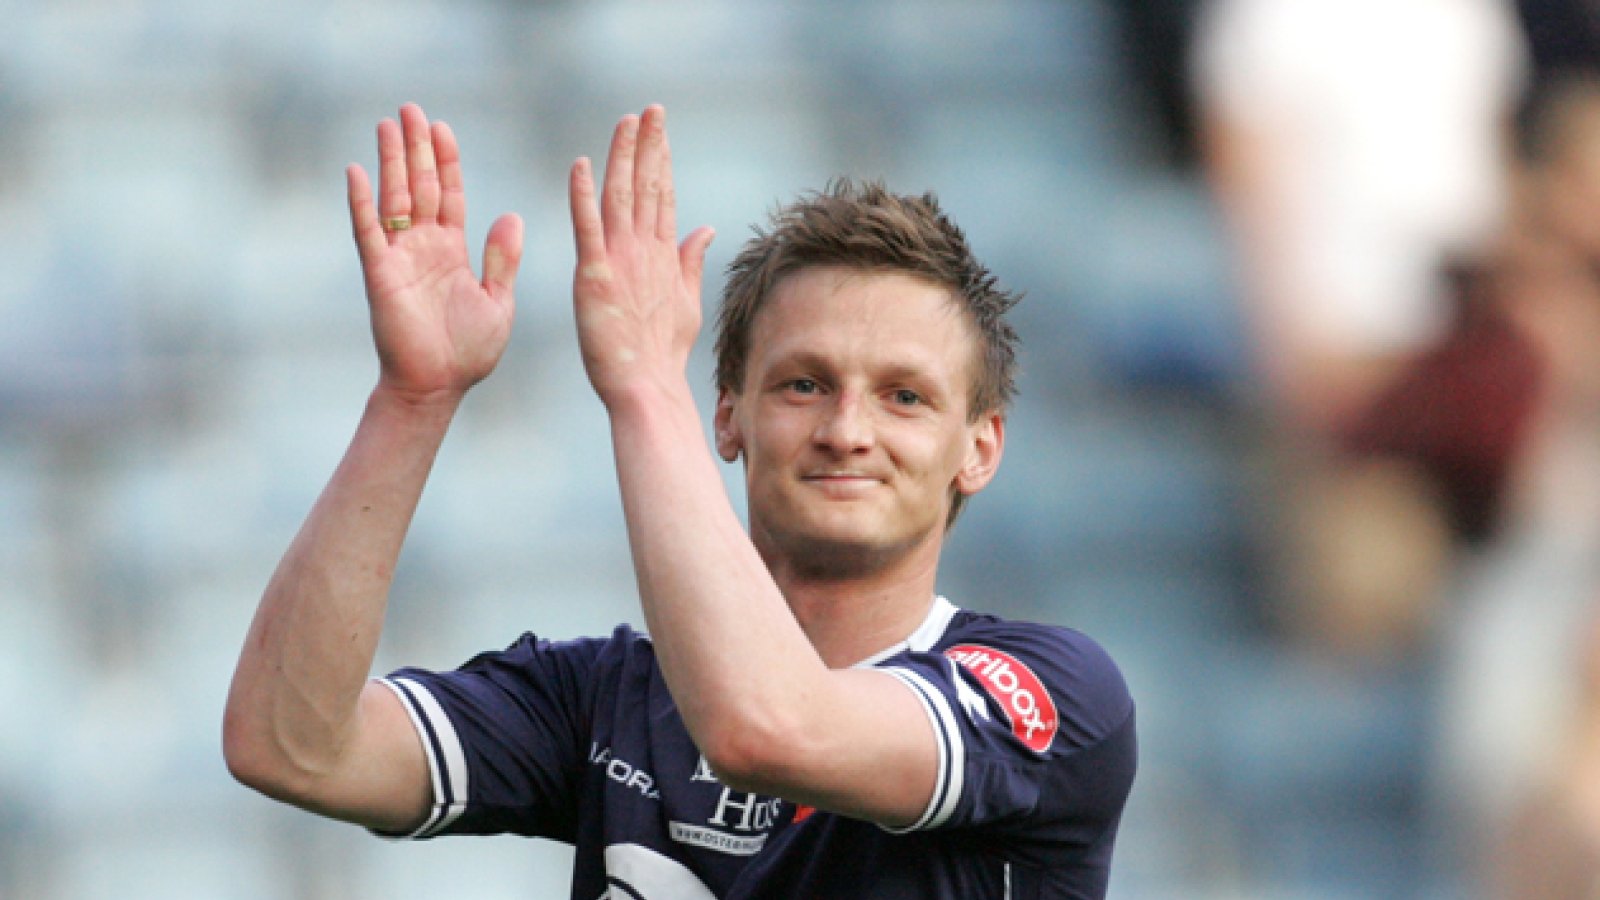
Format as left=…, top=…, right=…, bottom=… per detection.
left=1110, top=0, right=1208, bottom=170
left=1514, top=0, right=1600, bottom=106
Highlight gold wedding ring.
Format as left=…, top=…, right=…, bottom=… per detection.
left=383, top=215, right=412, bottom=232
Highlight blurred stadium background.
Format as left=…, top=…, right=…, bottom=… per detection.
left=2, top=0, right=1597, bottom=897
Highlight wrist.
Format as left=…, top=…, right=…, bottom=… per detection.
left=600, top=377, right=699, bottom=424
left=367, top=381, right=466, bottom=426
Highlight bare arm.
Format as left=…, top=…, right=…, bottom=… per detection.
left=568, top=108, right=940, bottom=826
left=223, top=104, right=522, bottom=831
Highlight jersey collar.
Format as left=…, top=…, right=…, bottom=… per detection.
left=851, top=595, right=959, bottom=669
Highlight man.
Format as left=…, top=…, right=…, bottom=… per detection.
left=224, top=103, right=1136, bottom=898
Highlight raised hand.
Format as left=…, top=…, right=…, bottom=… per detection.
left=568, top=105, right=715, bottom=406
left=347, top=103, right=523, bottom=403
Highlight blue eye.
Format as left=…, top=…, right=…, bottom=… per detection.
left=788, top=378, right=819, bottom=395
left=892, top=389, right=921, bottom=406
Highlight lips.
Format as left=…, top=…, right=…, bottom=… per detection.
left=800, top=473, right=883, bottom=495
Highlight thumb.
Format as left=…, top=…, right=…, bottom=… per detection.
left=679, top=225, right=715, bottom=293
left=481, top=213, right=525, bottom=303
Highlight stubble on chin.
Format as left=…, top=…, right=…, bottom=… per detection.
left=754, top=517, right=922, bottom=583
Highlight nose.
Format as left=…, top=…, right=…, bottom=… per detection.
left=812, top=390, right=873, bottom=454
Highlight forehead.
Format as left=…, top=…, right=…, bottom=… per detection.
left=746, top=266, right=978, bottom=379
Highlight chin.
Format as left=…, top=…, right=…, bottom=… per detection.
left=782, top=537, right=905, bottom=581
left=762, top=519, right=930, bottom=581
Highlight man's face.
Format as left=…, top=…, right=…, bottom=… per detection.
left=715, top=266, right=1003, bottom=577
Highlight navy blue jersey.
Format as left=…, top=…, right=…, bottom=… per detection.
left=378, top=597, right=1136, bottom=898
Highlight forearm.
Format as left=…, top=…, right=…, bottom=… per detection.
left=224, top=386, right=459, bottom=785
left=606, top=385, right=827, bottom=779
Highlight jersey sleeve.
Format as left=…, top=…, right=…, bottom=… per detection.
left=878, top=624, right=1137, bottom=848
left=374, top=629, right=615, bottom=841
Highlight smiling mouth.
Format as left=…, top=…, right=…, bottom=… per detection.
left=800, top=473, right=883, bottom=497
left=802, top=473, right=880, bottom=483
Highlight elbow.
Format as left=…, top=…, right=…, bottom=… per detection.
left=221, top=701, right=322, bottom=805
left=221, top=704, right=287, bottom=798
left=697, top=710, right=814, bottom=796
left=222, top=706, right=272, bottom=794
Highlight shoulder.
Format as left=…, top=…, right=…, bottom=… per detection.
left=936, top=612, right=1134, bottom=751
left=467, top=623, right=653, bottom=669
left=423, top=624, right=661, bottom=704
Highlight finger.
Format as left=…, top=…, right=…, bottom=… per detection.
left=481, top=213, right=524, bottom=304
left=570, top=157, right=611, bottom=283
left=401, top=103, right=441, bottom=224
left=376, top=118, right=410, bottom=224
left=679, top=225, right=715, bottom=295
left=346, top=164, right=387, bottom=270
left=633, top=105, right=665, bottom=234
left=433, top=120, right=466, bottom=229
left=601, top=114, right=639, bottom=243
left=656, top=125, right=677, bottom=242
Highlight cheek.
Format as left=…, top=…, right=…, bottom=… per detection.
left=749, top=403, right=817, bottom=451
left=740, top=421, right=802, bottom=481
left=888, top=425, right=962, bottom=477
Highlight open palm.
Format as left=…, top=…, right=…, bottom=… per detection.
left=347, top=104, right=523, bottom=402
left=568, top=105, right=714, bottom=406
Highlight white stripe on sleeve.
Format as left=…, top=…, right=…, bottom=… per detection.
left=880, top=666, right=966, bottom=832
left=375, top=676, right=470, bottom=838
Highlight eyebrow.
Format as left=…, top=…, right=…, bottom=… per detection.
left=765, top=350, right=954, bottom=395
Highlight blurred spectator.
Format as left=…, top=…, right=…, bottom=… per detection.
left=1194, top=0, right=1527, bottom=432
left=1192, top=0, right=1534, bottom=660
left=1441, top=76, right=1600, bottom=892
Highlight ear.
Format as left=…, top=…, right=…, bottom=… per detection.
left=714, top=389, right=744, bottom=462
left=953, top=411, right=1004, bottom=497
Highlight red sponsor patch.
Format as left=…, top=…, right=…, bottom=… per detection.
left=945, top=644, right=1059, bottom=753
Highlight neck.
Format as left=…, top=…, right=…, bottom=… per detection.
left=762, top=535, right=944, bottom=668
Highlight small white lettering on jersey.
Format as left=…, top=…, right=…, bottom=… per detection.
left=589, top=743, right=661, bottom=800
left=691, top=754, right=719, bottom=783
left=668, top=821, right=769, bottom=856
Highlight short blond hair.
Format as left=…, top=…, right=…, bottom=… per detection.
left=713, top=179, right=1021, bottom=526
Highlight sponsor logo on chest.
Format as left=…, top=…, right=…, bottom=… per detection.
left=668, top=754, right=783, bottom=857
